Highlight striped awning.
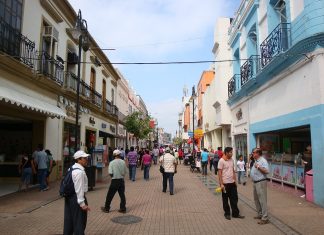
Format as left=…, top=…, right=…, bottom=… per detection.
left=0, top=86, right=66, bottom=119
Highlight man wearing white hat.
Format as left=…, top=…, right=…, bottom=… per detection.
left=101, top=149, right=127, bottom=213
left=64, top=150, right=90, bottom=235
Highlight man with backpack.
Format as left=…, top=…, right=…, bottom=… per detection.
left=63, top=150, right=90, bottom=235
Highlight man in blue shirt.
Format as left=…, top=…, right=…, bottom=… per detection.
left=201, top=148, right=209, bottom=176
left=250, top=148, right=269, bottom=225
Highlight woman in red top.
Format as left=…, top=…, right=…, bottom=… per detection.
left=142, top=149, right=152, bottom=180
left=178, top=148, right=184, bottom=164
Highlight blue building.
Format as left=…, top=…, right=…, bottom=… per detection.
left=227, top=0, right=324, bottom=206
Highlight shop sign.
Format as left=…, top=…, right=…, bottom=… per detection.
left=89, top=117, right=95, bottom=125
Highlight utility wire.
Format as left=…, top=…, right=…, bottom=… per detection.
left=0, top=52, right=313, bottom=65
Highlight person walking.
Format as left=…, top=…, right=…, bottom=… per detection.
left=160, top=147, right=177, bottom=195
left=218, top=147, right=245, bottom=220
left=101, top=149, right=127, bottom=213
left=178, top=148, right=184, bottom=164
left=125, top=146, right=138, bottom=181
left=63, top=150, right=90, bottom=235
left=250, top=147, right=269, bottom=225
left=152, top=146, right=159, bottom=165
left=208, top=149, right=215, bottom=172
left=142, top=149, right=152, bottom=180
left=201, top=148, right=208, bottom=176
left=213, top=150, right=219, bottom=175
left=34, top=144, right=49, bottom=191
left=236, top=155, right=246, bottom=185
left=45, top=149, right=54, bottom=188
left=18, top=153, right=35, bottom=191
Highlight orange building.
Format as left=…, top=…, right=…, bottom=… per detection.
left=196, top=70, right=215, bottom=148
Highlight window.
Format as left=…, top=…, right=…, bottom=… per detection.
left=0, top=0, right=23, bottom=31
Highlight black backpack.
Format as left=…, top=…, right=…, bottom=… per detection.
left=59, top=167, right=81, bottom=197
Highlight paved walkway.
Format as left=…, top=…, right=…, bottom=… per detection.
left=0, top=164, right=323, bottom=234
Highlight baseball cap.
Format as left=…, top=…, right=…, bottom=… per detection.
left=74, top=150, right=90, bottom=159
left=113, top=149, right=121, bottom=156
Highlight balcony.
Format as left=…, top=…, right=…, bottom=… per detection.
left=105, top=100, right=118, bottom=116
left=80, top=81, right=102, bottom=108
left=64, top=71, right=78, bottom=91
left=0, top=19, right=35, bottom=68
left=228, top=74, right=240, bottom=98
left=260, top=23, right=291, bottom=68
left=240, top=55, right=259, bottom=87
left=38, top=51, right=64, bottom=85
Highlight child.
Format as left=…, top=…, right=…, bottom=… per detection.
left=237, top=155, right=246, bottom=185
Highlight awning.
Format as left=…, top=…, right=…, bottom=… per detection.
left=0, top=86, right=66, bottom=119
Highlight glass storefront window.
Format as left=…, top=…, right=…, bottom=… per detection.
left=63, top=122, right=80, bottom=173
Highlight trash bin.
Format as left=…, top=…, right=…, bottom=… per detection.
left=305, top=169, right=313, bottom=202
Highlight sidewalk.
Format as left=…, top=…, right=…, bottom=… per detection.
left=0, top=164, right=323, bottom=234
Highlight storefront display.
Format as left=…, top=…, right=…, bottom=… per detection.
left=63, top=122, right=80, bottom=173
left=257, top=125, right=311, bottom=189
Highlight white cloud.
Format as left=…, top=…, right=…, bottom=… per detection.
left=68, top=0, right=240, bottom=137
left=147, top=98, right=182, bottom=135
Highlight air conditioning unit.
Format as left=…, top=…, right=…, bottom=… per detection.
left=67, top=52, right=78, bottom=64
left=43, top=26, right=59, bottom=41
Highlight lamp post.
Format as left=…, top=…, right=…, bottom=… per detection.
left=70, top=10, right=90, bottom=152
left=191, top=86, right=196, bottom=153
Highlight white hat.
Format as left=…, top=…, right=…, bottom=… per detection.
left=165, top=147, right=170, bottom=152
left=74, top=150, right=90, bottom=159
left=113, top=149, right=121, bottom=156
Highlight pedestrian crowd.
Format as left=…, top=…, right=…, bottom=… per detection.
left=60, top=143, right=271, bottom=235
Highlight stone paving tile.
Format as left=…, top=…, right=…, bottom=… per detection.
left=2, top=164, right=324, bottom=234
left=0, top=164, right=284, bottom=235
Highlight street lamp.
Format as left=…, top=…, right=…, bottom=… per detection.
left=191, top=85, right=196, bottom=153
left=70, top=10, right=90, bottom=152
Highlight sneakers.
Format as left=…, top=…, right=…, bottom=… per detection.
left=101, top=207, right=110, bottom=213
left=258, top=220, right=269, bottom=225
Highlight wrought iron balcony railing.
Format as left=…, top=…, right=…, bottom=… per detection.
left=228, top=74, right=240, bottom=98
left=64, top=71, right=78, bottom=91
left=104, top=100, right=118, bottom=116
left=38, top=51, right=64, bottom=85
left=240, top=55, right=259, bottom=86
left=105, top=99, right=112, bottom=113
left=80, top=81, right=102, bottom=108
left=0, top=18, right=35, bottom=68
left=260, top=23, right=291, bottom=68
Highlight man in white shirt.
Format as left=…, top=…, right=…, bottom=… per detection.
left=159, top=147, right=177, bottom=195
left=64, top=150, right=90, bottom=235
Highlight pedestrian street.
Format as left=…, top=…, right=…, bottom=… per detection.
left=0, top=163, right=302, bottom=235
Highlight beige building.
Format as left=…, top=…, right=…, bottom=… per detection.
left=0, top=0, right=123, bottom=190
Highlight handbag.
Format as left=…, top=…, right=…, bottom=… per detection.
left=159, top=155, right=165, bottom=173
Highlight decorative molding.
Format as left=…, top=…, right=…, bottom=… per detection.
left=40, top=0, right=63, bottom=23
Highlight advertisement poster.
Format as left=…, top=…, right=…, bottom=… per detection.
left=296, top=166, right=305, bottom=188
left=282, top=165, right=296, bottom=184
left=271, top=163, right=282, bottom=181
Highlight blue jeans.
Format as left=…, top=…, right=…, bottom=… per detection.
left=144, top=165, right=150, bottom=180
left=129, top=165, right=137, bottom=181
left=238, top=171, right=245, bottom=183
left=201, top=161, right=208, bottom=175
left=37, top=168, right=47, bottom=190
left=163, top=172, right=174, bottom=194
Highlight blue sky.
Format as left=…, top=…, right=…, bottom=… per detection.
left=69, top=0, right=240, bottom=136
